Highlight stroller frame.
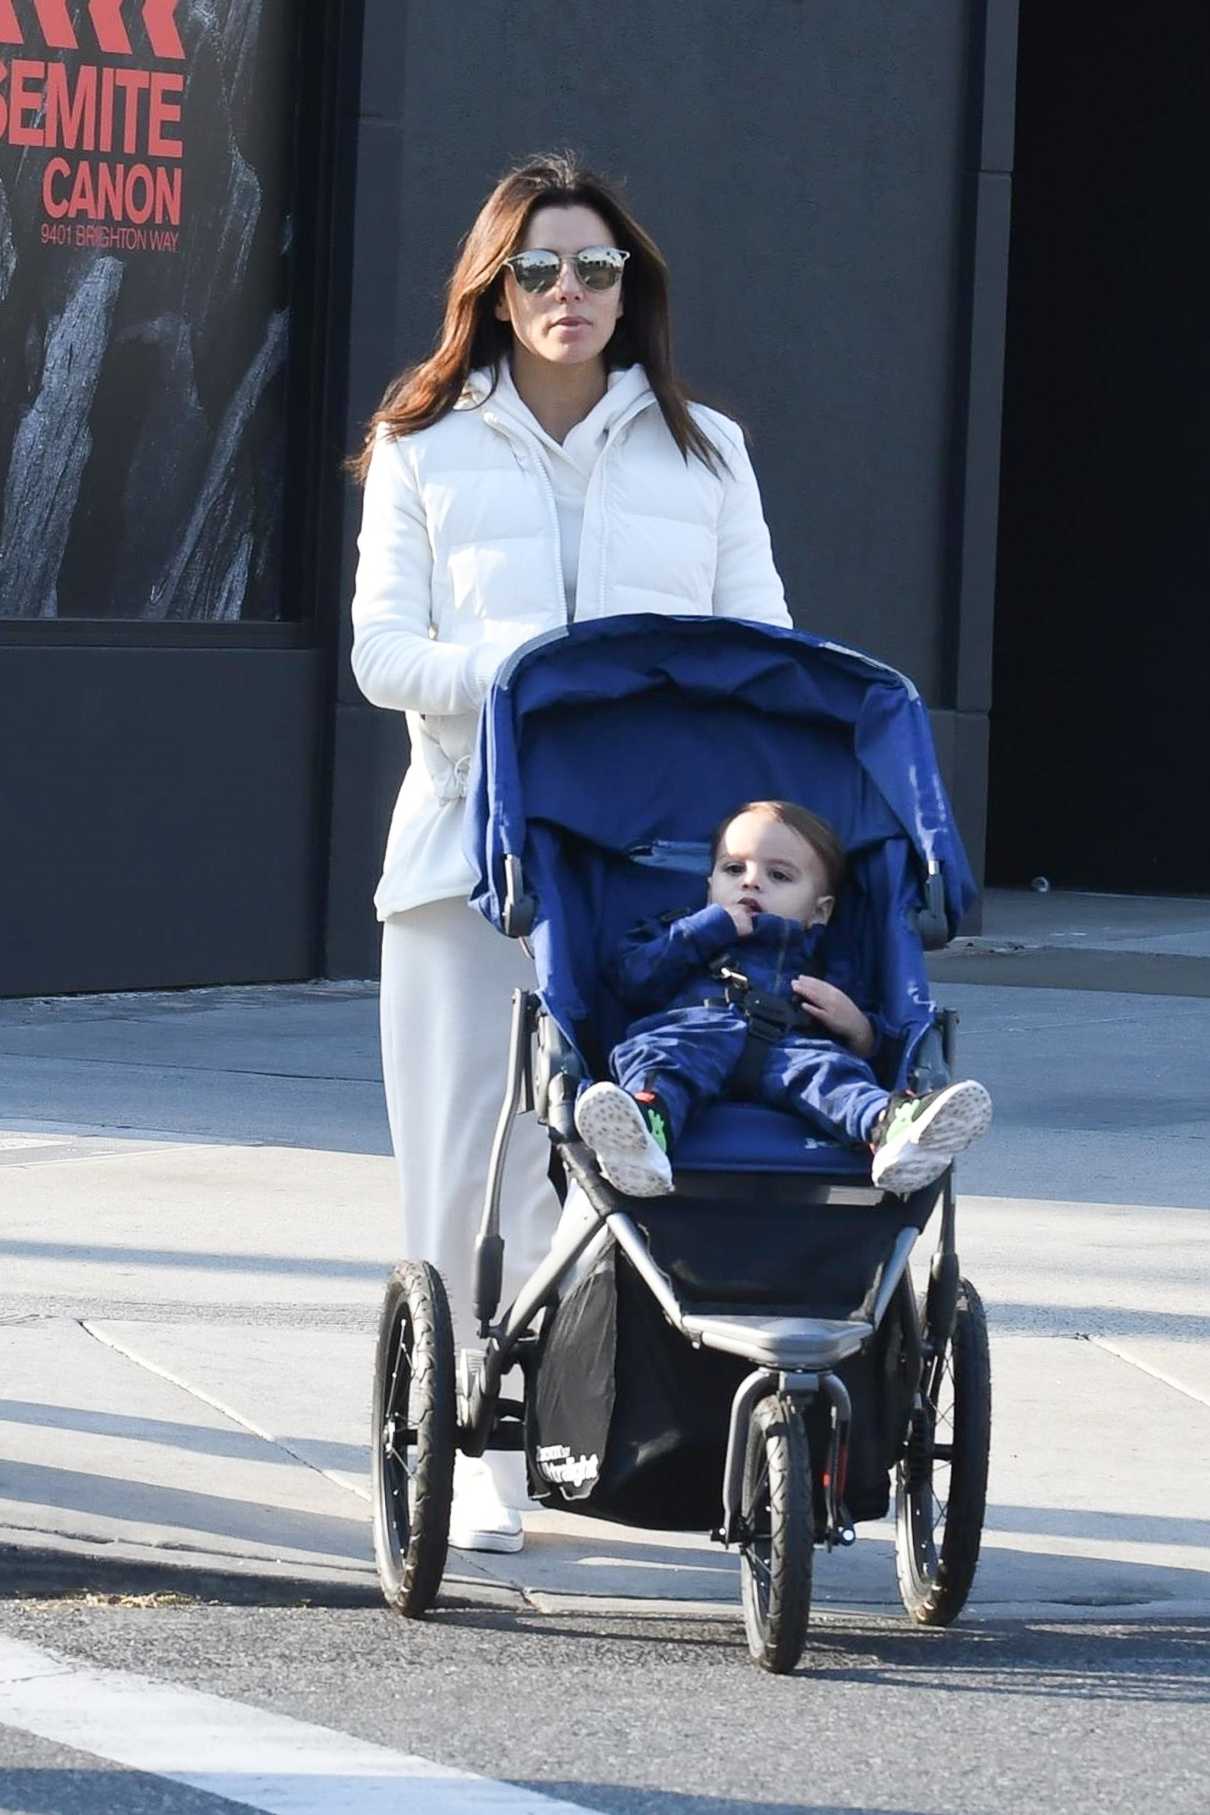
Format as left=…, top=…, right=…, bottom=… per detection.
left=370, top=978, right=988, bottom=1672
left=370, top=617, right=992, bottom=1674
left=462, top=983, right=967, bottom=1556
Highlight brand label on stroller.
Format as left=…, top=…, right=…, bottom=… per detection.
left=535, top=1443, right=600, bottom=1488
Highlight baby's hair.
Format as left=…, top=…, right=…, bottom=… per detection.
left=710, top=800, right=846, bottom=897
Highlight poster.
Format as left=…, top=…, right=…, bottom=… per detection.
left=0, top=1, right=293, bottom=620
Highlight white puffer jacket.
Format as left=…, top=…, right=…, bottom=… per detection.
left=351, top=362, right=791, bottom=918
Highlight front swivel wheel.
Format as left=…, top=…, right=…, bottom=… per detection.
left=738, top=1394, right=813, bottom=1673
left=371, top=1260, right=456, bottom=1616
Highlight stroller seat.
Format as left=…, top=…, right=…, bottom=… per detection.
left=672, top=1101, right=872, bottom=1175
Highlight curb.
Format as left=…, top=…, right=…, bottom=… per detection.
left=1, top=1542, right=1204, bottom=1629
left=0, top=1538, right=528, bottom=1614
left=0, top=1543, right=380, bottom=1608
left=927, top=946, right=1210, bottom=997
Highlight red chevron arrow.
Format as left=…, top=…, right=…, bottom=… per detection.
left=143, top=0, right=183, bottom=59
left=0, top=0, right=184, bottom=59
left=32, top=0, right=78, bottom=48
left=0, top=1, right=73, bottom=48
left=89, top=0, right=132, bottom=54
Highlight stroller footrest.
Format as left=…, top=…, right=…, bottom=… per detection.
left=681, top=1312, right=873, bottom=1370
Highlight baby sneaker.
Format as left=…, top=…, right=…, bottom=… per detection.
left=575, top=1082, right=674, bottom=1197
left=870, top=1079, right=992, bottom=1197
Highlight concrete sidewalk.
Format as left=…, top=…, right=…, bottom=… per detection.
left=0, top=889, right=1207, bottom=1626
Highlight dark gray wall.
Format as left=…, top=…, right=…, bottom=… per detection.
left=325, top=0, right=1017, bottom=974
left=0, top=647, right=325, bottom=995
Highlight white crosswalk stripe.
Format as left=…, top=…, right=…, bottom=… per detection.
left=0, top=1635, right=592, bottom=1813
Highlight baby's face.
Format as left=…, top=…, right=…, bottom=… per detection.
left=708, top=811, right=834, bottom=927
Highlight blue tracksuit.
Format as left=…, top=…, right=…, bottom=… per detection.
left=606, top=903, right=889, bottom=1148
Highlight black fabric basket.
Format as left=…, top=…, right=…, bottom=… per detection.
left=524, top=1204, right=922, bottom=1532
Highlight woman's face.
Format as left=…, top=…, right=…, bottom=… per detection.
left=495, top=203, right=624, bottom=369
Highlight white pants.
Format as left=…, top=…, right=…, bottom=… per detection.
left=379, top=897, right=560, bottom=1352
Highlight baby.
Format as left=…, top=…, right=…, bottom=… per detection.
left=574, top=798, right=991, bottom=1197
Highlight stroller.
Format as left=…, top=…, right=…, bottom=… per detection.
left=370, top=615, right=991, bottom=1674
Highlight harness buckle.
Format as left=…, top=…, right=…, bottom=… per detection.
left=716, top=963, right=802, bottom=1043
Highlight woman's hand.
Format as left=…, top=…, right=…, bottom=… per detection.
left=791, top=976, right=876, bottom=1057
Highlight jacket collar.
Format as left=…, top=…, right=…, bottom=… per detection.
left=457, top=361, right=655, bottom=439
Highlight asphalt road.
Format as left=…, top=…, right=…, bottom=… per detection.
left=0, top=1596, right=1205, bottom=1815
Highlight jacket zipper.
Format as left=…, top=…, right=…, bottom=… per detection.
left=592, top=401, right=656, bottom=617
left=481, top=395, right=658, bottom=625
left=481, top=409, right=567, bottom=622
left=772, top=920, right=791, bottom=996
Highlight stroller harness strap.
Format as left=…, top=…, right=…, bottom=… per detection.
left=710, top=958, right=812, bottom=1098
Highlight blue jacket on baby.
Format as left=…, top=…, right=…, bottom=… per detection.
left=603, top=904, right=892, bottom=1145
left=607, top=903, right=826, bottom=1016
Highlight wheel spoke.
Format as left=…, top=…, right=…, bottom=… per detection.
left=386, top=1321, right=412, bottom=1418
left=384, top=1440, right=416, bottom=1478
left=744, top=1454, right=770, bottom=1517
left=745, top=1547, right=773, bottom=1593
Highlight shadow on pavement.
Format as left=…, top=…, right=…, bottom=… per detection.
left=0, top=1772, right=255, bottom=1815
left=0, top=1547, right=378, bottom=1608
left=0, top=1460, right=370, bottom=1563
left=0, top=1774, right=877, bottom=1815
left=526, top=1795, right=931, bottom=1814
left=446, top=1606, right=1210, bottom=1704
left=0, top=1400, right=368, bottom=1474
left=985, top=1501, right=1210, bottom=1545
left=0, top=1239, right=387, bottom=1280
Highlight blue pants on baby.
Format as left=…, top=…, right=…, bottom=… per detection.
left=610, top=1003, right=888, bottom=1148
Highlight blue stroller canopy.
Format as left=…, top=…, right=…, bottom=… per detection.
left=468, top=615, right=973, bottom=925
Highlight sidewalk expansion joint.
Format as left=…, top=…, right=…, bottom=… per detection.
left=1085, top=1335, right=1210, bottom=1410
left=75, top=1319, right=373, bottom=1505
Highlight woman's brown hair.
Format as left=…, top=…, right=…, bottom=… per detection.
left=710, top=802, right=847, bottom=899
left=349, top=151, right=724, bottom=481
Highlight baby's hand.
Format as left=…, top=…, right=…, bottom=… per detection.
left=791, top=976, right=876, bottom=1057
left=727, top=904, right=756, bottom=937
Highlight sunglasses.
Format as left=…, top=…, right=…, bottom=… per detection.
left=502, top=245, right=629, bottom=294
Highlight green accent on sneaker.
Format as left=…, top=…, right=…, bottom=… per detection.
left=873, top=1094, right=923, bottom=1149
left=643, top=1107, right=669, bottom=1155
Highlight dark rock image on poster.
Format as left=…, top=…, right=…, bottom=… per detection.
left=0, top=2, right=293, bottom=620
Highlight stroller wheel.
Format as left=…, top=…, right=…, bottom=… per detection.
left=894, top=1276, right=991, bottom=1626
left=738, top=1394, right=813, bottom=1674
left=371, top=1261, right=456, bottom=1617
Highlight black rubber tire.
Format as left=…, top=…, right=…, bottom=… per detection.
left=370, top=1260, right=456, bottom=1617
left=739, top=1394, right=813, bottom=1673
left=895, top=1276, right=991, bottom=1625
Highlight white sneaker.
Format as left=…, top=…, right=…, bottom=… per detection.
left=574, top=1081, right=674, bottom=1197
left=870, top=1079, right=993, bottom=1196
left=449, top=1454, right=524, bottom=1554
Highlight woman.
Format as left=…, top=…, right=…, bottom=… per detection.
left=350, top=152, right=790, bottom=1553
